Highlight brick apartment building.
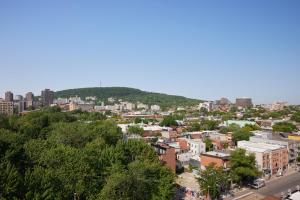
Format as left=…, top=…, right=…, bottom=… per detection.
left=151, top=143, right=176, bottom=172
left=238, top=141, right=288, bottom=176
left=200, top=151, right=231, bottom=170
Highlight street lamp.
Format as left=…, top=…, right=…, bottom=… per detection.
left=207, top=186, right=210, bottom=200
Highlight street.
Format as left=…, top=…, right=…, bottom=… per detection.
left=257, top=172, right=300, bottom=197
left=227, top=172, right=300, bottom=200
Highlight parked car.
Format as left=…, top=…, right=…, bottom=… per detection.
left=249, top=178, right=266, bottom=189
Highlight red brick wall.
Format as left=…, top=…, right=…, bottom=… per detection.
left=177, top=138, right=189, bottom=151
left=201, top=155, right=227, bottom=169
left=190, top=134, right=201, bottom=139
left=160, top=148, right=176, bottom=172
left=271, top=148, right=289, bottom=175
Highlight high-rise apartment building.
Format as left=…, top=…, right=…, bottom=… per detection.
left=25, top=92, right=34, bottom=108
left=5, top=91, right=13, bottom=102
left=235, top=97, right=253, bottom=108
left=0, top=99, right=14, bottom=115
left=41, top=89, right=54, bottom=107
left=25, top=92, right=34, bottom=101
left=18, top=101, right=27, bottom=113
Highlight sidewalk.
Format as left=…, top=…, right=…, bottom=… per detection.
left=265, top=166, right=297, bottom=184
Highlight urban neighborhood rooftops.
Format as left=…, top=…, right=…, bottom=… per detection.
left=202, top=151, right=230, bottom=158
left=225, top=120, right=257, bottom=127
left=238, top=141, right=286, bottom=153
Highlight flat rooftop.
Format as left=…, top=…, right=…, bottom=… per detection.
left=202, top=151, right=230, bottom=158
left=238, top=141, right=285, bottom=153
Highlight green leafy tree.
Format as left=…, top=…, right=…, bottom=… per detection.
left=0, top=161, right=22, bottom=199
left=0, top=108, right=175, bottom=199
left=0, top=114, right=9, bottom=129
left=188, top=120, right=219, bottom=132
left=230, top=107, right=238, bottom=113
left=222, top=113, right=235, bottom=121
left=232, top=130, right=253, bottom=145
left=204, top=138, right=213, bottom=151
left=242, top=124, right=261, bottom=132
left=97, top=161, right=174, bottom=200
left=223, top=142, right=229, bottom=149
left=134, top=117, right=142, bottom=124
left=26, top=145, right=101, bottom=199
left=261, top=110, right=290, bottom=120
left=77, top=112, right=107, bottom=121
left=92, top=120, right=123, bottom=145
left=230, top=148, right=260, bottom=185
left=128, top=125, right=144, bottom=136
left=291, top=112, right=300, bottom=122
left=272, top=122, right=297, bottom=133
left=200, top=107, right=208, bottom=115
left=0, top=129, right=28, bottom=174
left=201, top=120, right=219, bottom=131
left=55, top=87, right=201, bottom=109
left=197, top=164, right=230, bottom=200
left=47, top=122, right=96, bottom=148
left=187, top=122, right=201, bottom=132
left=219, top=124, right=240, bottom=134
left=159, top=116, right=178, bottom=127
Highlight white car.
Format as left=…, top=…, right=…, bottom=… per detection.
left=250, top=178, right=266, bottom=189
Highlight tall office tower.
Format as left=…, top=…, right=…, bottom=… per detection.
left=18, top=101, right=27, bottom=113
left=236, top=98, right=253, bottom=108
left=0, top=99, right=14, bottom=115
left=41, top=89, right=54, bottom=107
left=26, top=92, right=34, bottom=101
left=26, top=92, right=34, bottom=108
left=5, top=91, right=13, bottom=102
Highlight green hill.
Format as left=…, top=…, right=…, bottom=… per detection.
left=55, top=87, right=202, bottom=109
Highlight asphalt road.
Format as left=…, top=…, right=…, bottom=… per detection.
left=257, top=172, right=300, bottom=197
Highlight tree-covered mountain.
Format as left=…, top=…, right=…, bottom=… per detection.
left=55, top=87, right=202, bottom=108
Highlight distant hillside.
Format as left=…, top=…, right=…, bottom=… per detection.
left=55, top=87, right=202, bottom=109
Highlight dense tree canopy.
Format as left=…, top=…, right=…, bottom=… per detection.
left=232, top=130, right=253, bottom=145
left=127, top=125, right=144, bottom=136
left=291, top=112, right=300, bottom=123
left=187, top=122, right=201, bottom=132
left=187, top=120, right=219, bottom=132
left=159, top=116, right=178, bottom=127
left=55, top=87, right=201, bottom=109
left=0, top=108, right=175, bottom=200
left=230, top=148, right=261, bottom=185
left=272, top=122, right=297, bottom=133
left=197, top=164, right=230, bottom=200
left=219, top=124, right=240, bottom=134
left=204, top=138, right=213, bottom=152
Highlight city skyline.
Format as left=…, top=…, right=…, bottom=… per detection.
left=1, top=0, right=299, bottom=104
left=0, top=87, right=293, bottom=106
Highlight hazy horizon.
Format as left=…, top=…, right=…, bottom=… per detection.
left=0, top=86, right=296, bottom=105
left=1, top=1, right=299, bottom=104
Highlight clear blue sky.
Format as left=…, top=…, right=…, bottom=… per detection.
left=0, top=0, right=299, bottom=104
